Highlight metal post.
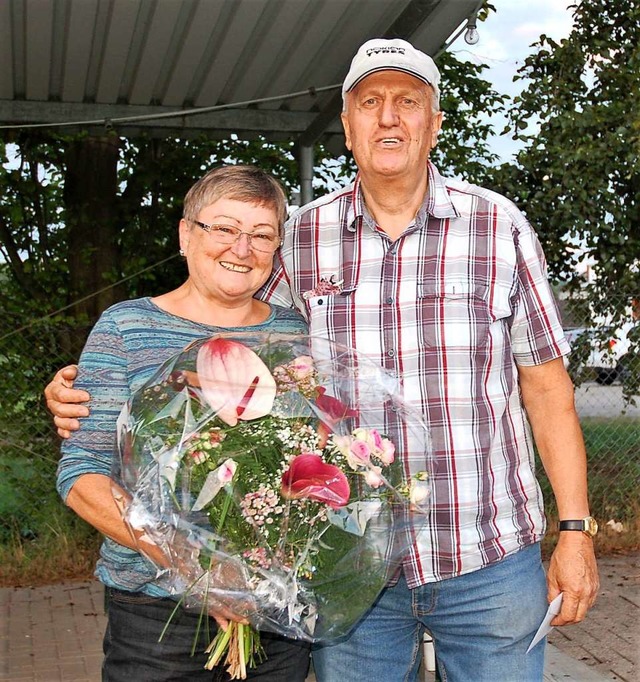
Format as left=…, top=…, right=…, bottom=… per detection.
left=299, top=144, right=314, bottom=207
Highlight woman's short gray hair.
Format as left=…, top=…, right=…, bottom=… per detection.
left=183, top=165, right=288, bottom=232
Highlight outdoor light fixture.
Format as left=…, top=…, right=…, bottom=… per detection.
left=464, top=13, right=480, bottom=45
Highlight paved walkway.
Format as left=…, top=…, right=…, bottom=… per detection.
left=1, top=552, right=637, bottom=681
left=547, top=553, right=639, bottom=682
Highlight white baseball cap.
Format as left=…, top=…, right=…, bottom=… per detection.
left=342, top=38, right=440, bottom=106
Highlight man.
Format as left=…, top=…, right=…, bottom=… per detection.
left=46, top=39, right=598, bottom=681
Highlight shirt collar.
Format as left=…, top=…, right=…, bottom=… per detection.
left=425, top=161, right=460, bottom=220
left=346, top=161, right=460, bottom=233
left=346, top=175, right=367, bottom=233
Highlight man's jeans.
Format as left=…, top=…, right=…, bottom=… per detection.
left=103, top=588, right=311, bottom=682
left=312, top=543, right=548, bottom=682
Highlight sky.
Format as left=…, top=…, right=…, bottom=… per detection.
left=448, top=0, right=577, bottom=162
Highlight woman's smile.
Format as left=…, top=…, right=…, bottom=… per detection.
left=219, top=260, right=252, bottom=273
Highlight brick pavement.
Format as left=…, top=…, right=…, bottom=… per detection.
left=548, top=552, right=640, bottom=682
left=1, top=553, right=637, bottom=682
left=0, top=581, right=104, bottom=681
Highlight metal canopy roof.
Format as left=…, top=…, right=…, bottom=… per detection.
left=1, top=0, right=482, bottom=152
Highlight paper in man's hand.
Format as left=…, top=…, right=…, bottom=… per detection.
left=527, top=593, right=563, bottom=653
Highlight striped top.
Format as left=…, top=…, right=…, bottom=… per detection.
left=57, top=297, right=307, bottom=594
left=260, top=162, right=570, bottom=586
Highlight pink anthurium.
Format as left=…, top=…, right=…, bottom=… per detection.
left=196, top=338, right=276, bottom=426
left=281, top=454, right=350, bottom=509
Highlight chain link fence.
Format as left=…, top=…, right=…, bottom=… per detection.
left=1, top=296, right=638, bottom=584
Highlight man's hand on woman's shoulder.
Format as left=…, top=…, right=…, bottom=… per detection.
left=44, top=364, right=90, bottom=438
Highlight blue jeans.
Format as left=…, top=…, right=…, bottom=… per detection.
left=312, top=543, right=548, bottom=682
left=103, top=588, right=311, bottom=681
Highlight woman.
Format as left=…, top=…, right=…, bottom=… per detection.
left=55, top=165, right=311, bottom=681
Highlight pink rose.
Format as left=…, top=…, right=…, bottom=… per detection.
left=347, top=439, right=371, bottom=470
left=370, top=429, right=384, bottom=451
left=290, top=356, right=315, bottom=381
left=352, top=428, right=373, bottom=446
left=364, top=465, right=384, bottom=489
left=378, top=438, right=396, bottom=465
left=410, top=473, right=430, bottom=508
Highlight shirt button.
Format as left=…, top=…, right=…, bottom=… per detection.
left=386, top=297, right=393, bottom=304
left=387, top=349, right=395, bottom=357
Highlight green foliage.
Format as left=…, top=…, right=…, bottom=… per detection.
left=0, top=317, right=92, bottom=454
left=490, top=0, right=640, bottom=307
left=433, top=50, right=508, bottom=183
left=0, top=455, right=40, bottom=542
left=0, top=450, right=84, bottom=546
left=488, top=0, right=640, bottom=398
left=111, top=135, right=301, bottom=299
left=0, top=33, right=511, bottom=326
left=0, top=134, right=347, bottom=414
left=581, top=419, right=640, bottom=520
left=0, top=134, right=69, bottom=317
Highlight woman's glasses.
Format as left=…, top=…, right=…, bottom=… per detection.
left=193, top=221, right=281, bottom=253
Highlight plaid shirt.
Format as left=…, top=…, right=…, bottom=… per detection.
left=260, top=162, right=569, bottom=586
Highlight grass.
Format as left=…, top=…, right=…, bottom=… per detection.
left=0, top=448, right=101, bottom=587
left=0, top=515, right=101, bottom=587
left=537, top=416, right=640, bottom=523
left=0, top=494, right=101, bottom=587
left=0, top=416, right=638, bottom=587
left=539, top=416, right=640, bottom=557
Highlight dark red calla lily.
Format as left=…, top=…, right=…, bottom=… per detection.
left=315, top=387, right=358, bottom=421
left=315, top=387, right=358, bottom=437
left=281, top=454, right=350, bottom=509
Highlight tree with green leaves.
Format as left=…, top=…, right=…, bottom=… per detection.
left=491, top=0, right=640, bottom=393
left=0, top=134, right=303, bottom=329
left=1, top=51, right=506, bottom=333
left=0, top=42, right=509, bottom=567
left=434, top=49, right=508, bottom=185
left=0, top=48, right=507, bottom=455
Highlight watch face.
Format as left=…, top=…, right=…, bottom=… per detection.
left=586, top=516, right=599, bottom=537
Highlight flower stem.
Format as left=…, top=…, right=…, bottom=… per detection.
left=204, top=622, right=233, bottom=669
left=216, top=489, right=233, bottom=533
left=238, top=622, right=247, bottom=679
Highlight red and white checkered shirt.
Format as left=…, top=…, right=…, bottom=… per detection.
left=261, top=162, right=570, bottom=586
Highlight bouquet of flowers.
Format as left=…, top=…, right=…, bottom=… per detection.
left=114, top=333, right=431, bottom=679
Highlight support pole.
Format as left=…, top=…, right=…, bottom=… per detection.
left=299, top=144, right=314, bottom=207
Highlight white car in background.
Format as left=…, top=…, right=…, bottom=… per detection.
left=564, top=322, right=635, bottom=385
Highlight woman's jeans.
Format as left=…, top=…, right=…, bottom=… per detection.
left=103, top=588, right=311, bottom=682
left=313, top=543, right=548, bottom=682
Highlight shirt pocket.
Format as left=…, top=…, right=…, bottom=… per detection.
left=418, top=280, right=493, bottom=349
left=304, top=289, right=356, bottom=345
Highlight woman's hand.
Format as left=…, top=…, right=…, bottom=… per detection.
left=44, top=365, right=91, bottom=437
left=207, top=604, right=249, bottom=632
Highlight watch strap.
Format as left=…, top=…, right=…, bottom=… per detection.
left=558, top=516, right=598, bottom=537
left=558, top=520, right=585, bottom=531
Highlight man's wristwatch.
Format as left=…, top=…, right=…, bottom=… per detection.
left=558, top=515, right=598, bottom=538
